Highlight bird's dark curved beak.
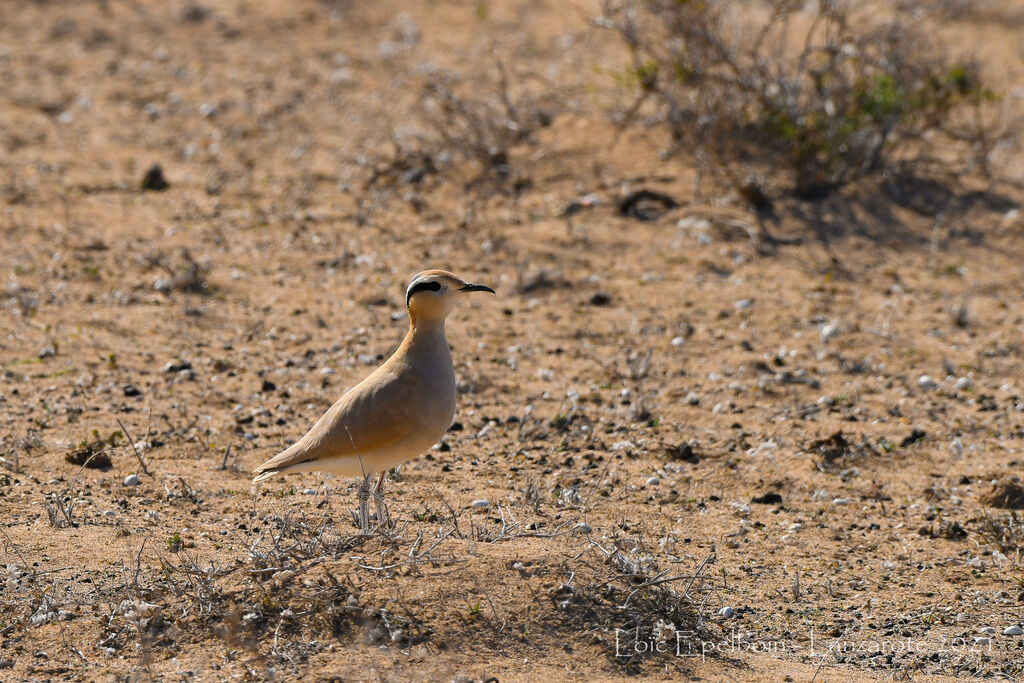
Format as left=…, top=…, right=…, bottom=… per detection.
left=459, top=283, right=496, bottom=294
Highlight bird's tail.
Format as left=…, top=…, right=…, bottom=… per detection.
left=252, top=466, right=281, bottom=483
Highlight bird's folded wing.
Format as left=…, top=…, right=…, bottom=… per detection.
left=254, top=370, right=420, bottom=474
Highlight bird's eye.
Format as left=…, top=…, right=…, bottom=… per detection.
left=406, top=279, right=442, bottom=305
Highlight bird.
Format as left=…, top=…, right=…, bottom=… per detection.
left=253, top=269, right=495, bottom=533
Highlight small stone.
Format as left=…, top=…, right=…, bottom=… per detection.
left=979, top=626, right=996, bottom=636
left=712, top=402, right=727, bottom=414
left=819, top=322, right=840, bottom=344
left=261, top=379, right=276, bottom=392
left=832, top=497, right=854, bottom=505
left=718, top=606, right=734, bottom=618
left=123, top=474, right=140, bottom=487
left=671, top=336, right=686, bottom=347
left=140, top=164, right=170, bottom=191
left=573, top=523, right=593, bottom=535
left=153, top=277, right=173, bottom=292
left=918, top=375, right=938, bottom=391
left=735, top=299, right=752, bottom=309
left=123, top=384, right=141, bottom=397
left=685, top=392, right=700, bottom=405
left=646, top=476, right=660, bottom=486
left=1004, top=625, right=1023, bottom=636
left=163, top=360, right=192, bottom=373
left=974, top=636, right=991, bottom=646
left=471, top=499, right=489, bottom=508
left=301, top=488, right=316, bottom=495
left=954, top=377, right=973, bottom=392
left=102, top=510, right=116, bottom=517
left=38, top=345, right=56, bottom=359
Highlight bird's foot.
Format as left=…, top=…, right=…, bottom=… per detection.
left=357, top=475, right=371, bottom=535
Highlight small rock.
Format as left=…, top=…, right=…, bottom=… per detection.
left=918, top=375, right=938, bottom=391
left=832, top=497, right=854, bottom=505
left=718, top=606, right=734, bottom=618
left=153, top=277, right=173, bottom=292
left=646, top=476, right=660, bottom=486
left=900, top=428, right=926, bottom=447
left=979, top=626, right=996, bottom=636
left=735, top=298, right=752, bottom=310
left=573, top=523, right=593, bottom=535
left=163, top=360, right=192, bottom=373
left=301, top=488, right=316, bottom=495
left=38, top=345, right=56, bottom=359
left=140, top=164, right=170, bottom=191
left=954, top=377, right=973, bottom=392
left=1004, top=625, right=1023, bottom=636
left=751, top=492, right=783, bottom=505
left=974, top=636, right=990, bottom=646
left=123, top=474, right=140, bottom=487
left=819, top=321, right=840, bottom=344
left=589, top=292, right=611, bottom=306
left=671, top=336, right=686, bottom=347
left=685, top=391, right=700, bottom=405
left=261, top=379, right=277, bottom=392
left=123, top=384, right=141, bottom=397
left=102, top=510, right=116, bottom=517
left=471, top=499, right=489, bottom=508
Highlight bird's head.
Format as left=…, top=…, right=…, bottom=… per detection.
left=405, top=270, right=495, bottom=324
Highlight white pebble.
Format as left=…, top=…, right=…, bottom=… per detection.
left=735, top=299, right=752, bottom=309
left=102, top=510, right=117, bottom=517
left=574, top=523, right=593, bottom=535
left=718, top=606, right=734, bottom=618
left=671, top=336, right=686, bottom=347
left=979, top=626, right=996, bottom=636
left=123, top=474, right=140, bottom=487
left=471, top=499, right=489, bottom=508
left=646, top=476, right=660, bottom=486
left=974, top=637, right=991, bottom=646
left=302, top=488, right=316, bottom=495
left=832, top=497, right=854, bottom=505
left=918, top=375, right=938, bottom=391
left=1003, top=626, right=1023, bottom=636
left=685, top=392, right=700, bottom=405
left=953, top=377, right=973, bottom=391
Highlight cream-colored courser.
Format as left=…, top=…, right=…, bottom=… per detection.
left=253, top=270, right=494, bottom=528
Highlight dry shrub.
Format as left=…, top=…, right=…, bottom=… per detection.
left=598, top=0, right=1012, bottom=200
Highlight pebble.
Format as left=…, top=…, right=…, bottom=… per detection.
left=918, top=375, right=938, bottom=391
left=574, top=523, right=593, bottom=535
left=102, top=510, right=116, bottom=517
left=953, top=377, right=973, bottom=392
left=154, top=277, right=173, bottom=293
left=832, top=497, right=854, bottom=505
left=671, top=336, right=686, bottom=347
left=123, top=474, right=140, bottom=487
left=685, top=392, right=700, bottom=405
left=302, top=488, right=316, bottom=495
left=471, top=499, right=489, bottom=508
left=646, top=476, right=660, bottom=486
left=735, top=299, right=752, bottom=309
left=979, top=626, right=996, bottom=636
left=718, top=606, right=734, bottom=618
left=1004, top=625, right=1023, bottom=636
left=712, top=402, right=727, bottom=414
left=974, top=637, right=991, bottom=646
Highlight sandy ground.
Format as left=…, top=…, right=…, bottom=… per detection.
left=2, top=1, right=1024, bottom=681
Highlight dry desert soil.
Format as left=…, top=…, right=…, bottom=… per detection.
left=2, top=1, right=1024, bottom=681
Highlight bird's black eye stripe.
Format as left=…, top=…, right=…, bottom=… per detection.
left=406, top=280, right=442, bottom=306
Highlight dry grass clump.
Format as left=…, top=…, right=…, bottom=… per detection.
left=598, top=0, right=1012, bottom=200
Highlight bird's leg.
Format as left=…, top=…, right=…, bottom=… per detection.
left=358, top=474, right=371, bottom=535
left=373, top=471, right=390, bottom=530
